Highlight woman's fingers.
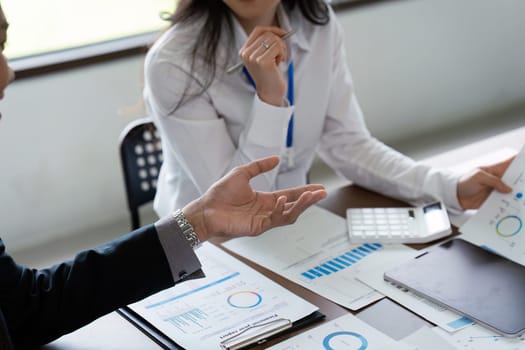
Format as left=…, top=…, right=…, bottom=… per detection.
left=242, top=33, right=287, bottom=65
left=244, top=26, right=287, bottom=48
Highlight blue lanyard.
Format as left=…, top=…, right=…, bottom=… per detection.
left=242, top=62, right=295, bottom=149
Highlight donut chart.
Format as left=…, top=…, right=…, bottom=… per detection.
left=322, top=331, right=368, bottom=350
left=495, top=215, right=523, bottom=237
left=226, top=291, right=262, bottom=309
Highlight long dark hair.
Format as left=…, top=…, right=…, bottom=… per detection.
left=162, top=0, right=329, bottom=109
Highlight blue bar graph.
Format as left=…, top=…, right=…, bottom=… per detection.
left=308, top=269, right=323, bottom=277
left=302, top=272, right=316, bottom=280
left=300, top=243, right=383, bottom=280
left=322, top=263, right=338, bottom=273
left=334, top=257, right=350, bottom=267
left=315, top=266, right=331, bottom=275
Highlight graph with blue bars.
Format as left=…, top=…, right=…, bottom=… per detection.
left=301, top=243, right=383, bottom=280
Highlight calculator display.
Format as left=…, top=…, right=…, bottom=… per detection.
left=423, top=202, right=443, bottom=213
left=423, top=202, right=449, bottom=231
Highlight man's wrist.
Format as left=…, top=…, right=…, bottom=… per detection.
left=173, top=209, right=201, bottom=249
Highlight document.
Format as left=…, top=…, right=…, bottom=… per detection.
left=126, top=243, right=319, bottom=350
left=425, top=147, right=519, bottom=227
left=460, top=144, right=525, bottom=265
left=223, top=206, right=386, bottom=310
left=354, top=245, right=473, bottom=333
left=267, top=314, right=414, bottom=349
left=400, top=326, right=456, bottom=350
left=432, top=324, right=525, bottom=349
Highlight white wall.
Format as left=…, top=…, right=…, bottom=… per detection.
left=337, top=0, right=525, bottom=140
left=0, top=57, right=146, bottom=250
left=1, top=0, right=524, bottom=251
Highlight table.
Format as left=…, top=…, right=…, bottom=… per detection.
left=43, top=185, right=429, bottom=350
left=43, top=125, right=525, bottom=349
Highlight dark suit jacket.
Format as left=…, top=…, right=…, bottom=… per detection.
left=0, top=224, right=174, bottom=349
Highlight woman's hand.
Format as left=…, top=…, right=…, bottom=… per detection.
left=183, top=156, right=327, bottom=242
left=457, top=156, right=514, bottom=209
left=239, top=26, right=288, bottom=106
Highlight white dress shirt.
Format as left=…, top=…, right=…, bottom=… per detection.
left=144, top=5, right=462, bottom=218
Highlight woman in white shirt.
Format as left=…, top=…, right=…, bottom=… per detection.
left=144, top=0, right=512, bottom=217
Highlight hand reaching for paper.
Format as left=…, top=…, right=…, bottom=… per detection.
left=457, top=156, right=514, bottom=209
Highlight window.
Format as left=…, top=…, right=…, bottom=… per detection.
left=3, top=0, right=174, bottom=66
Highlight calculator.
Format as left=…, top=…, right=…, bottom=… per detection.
left=346, top=201, right=452, bottom=244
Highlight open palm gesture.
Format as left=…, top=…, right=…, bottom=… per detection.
left=183, top=156, right=327, bottom=241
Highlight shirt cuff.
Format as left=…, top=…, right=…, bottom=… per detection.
left=155, top=214, right=205, bottom=282
left=245, top=94, right=294, bottom=147
left=424, top=168, right=463, bottom=213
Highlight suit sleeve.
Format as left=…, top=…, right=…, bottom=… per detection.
left=0, top=224, right=186, bottom=348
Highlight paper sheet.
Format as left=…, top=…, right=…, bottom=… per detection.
left=433, top=324, right=525, bottom=349
left=460, top=145, right=525, bottom=265
left=400, top=326, right=456, bottom=350
left=354, top=245, right=473, bottom=333
left=223, top=206, right=384, bottom=310
left=127, top=243, right=318, bottom=350
left=267, top=314, right=412, bottom=350
left=422, top=147, right=518, bottom=228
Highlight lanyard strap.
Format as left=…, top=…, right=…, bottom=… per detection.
left=242, top=62, right=295, bottom=149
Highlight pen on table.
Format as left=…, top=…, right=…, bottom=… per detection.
left=226, top=29, right=297, bottom=74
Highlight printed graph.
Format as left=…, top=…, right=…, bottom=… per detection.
left=322, top=331, right=369, bottom=350
left=166, top=308, right=208, bottom=333
left=227, top=291, right=262, bottom=309
left=267, top=314, right=400, bottom=349
left=433, top=325, right=525, bottom=350
left=461, top=161, right=525, bottom=265
left=301, top=243, right=383, bottom=280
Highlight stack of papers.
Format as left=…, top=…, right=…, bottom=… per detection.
left=223, top=205, right=387, bottom=310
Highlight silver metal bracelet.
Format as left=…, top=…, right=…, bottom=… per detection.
left=173, top=209, right=201, bottom=249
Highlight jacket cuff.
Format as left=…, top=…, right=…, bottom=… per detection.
left=155, top=215, right=204, bottom=282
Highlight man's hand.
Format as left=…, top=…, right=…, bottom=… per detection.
left=457, top=156, right=514, bottom=209
left=182, top=156, right=327, bottom=242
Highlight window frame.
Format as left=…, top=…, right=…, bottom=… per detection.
left=10, top=0, right=390, bottom=80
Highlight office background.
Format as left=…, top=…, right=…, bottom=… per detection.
left=1, top=0, right=524, bottom=254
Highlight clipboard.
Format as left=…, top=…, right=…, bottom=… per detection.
left=118, top=243, right=324, bottom=349
left=384, top=238, right=525, bottom=337
left=118, top=307, right=324, bottom=350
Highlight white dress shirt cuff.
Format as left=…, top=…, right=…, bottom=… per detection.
left=245, top=94, right=294, bottom=147
left=424, top=168, right=463, bottom=213
left=155, top=215, right=204, bottom=282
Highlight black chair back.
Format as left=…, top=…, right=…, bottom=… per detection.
left=119, top=118, right=163, bottom=230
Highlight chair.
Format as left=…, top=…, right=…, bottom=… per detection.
left=119, top=118, right=163, bottom=230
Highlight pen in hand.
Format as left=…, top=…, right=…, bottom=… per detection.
left=226, top=28, right=297, bottom=74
